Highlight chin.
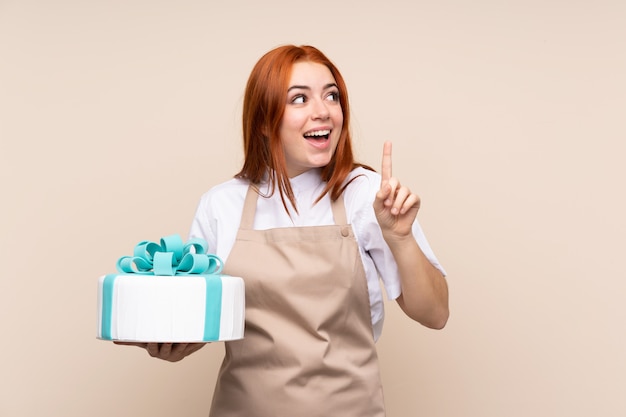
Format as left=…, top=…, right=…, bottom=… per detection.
left=310, top=156, right=333, bottom=169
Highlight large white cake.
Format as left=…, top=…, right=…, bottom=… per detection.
left=97, top=235, right=245, bottom=342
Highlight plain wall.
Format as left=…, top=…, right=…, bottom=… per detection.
left=1, top=1, right=625, bottom=416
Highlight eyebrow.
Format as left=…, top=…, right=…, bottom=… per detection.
left=287, top=83, right=338, bottom=92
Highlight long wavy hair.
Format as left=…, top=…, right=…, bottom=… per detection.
left=235, top=44, right=372, bottom=213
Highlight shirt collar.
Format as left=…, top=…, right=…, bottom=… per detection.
left=289, top=168, right=323, bottom=193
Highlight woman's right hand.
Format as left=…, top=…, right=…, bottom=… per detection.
left=114, top=341, right=206, bottom=362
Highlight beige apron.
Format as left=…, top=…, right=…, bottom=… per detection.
left=210, top=185, right=385, bottom=417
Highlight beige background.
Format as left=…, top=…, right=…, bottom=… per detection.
left=1, top=0, right=625, bottom=416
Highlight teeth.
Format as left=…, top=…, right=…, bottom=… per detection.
left=304, top=130, right=330, bottom=137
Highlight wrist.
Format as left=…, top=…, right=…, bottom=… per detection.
left=382, top=232, right=416, bottom=250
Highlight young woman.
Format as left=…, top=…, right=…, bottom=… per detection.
left=124, top=44, right=449, bottom=416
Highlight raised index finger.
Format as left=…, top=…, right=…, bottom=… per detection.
left=381, top=141, right=392, bottom=184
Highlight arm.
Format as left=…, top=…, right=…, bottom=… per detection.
left=373, top=142, right=449, bottom=329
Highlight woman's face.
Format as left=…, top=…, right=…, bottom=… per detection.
left=279, top=61, right=343, bottom=178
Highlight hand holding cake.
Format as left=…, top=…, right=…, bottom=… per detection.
left=113, top=342, right=206, bottom=362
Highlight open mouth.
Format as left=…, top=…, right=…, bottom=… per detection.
left=303, top=129, right=331, bottom=140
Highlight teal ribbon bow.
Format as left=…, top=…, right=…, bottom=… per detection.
left=116, top=234, right=223, bottom=276
left=100, top=234, right=224, bottom=341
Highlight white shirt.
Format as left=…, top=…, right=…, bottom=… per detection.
left=189, top=167, right=445, bottom=341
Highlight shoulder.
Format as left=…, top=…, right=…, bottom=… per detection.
left=195, top=177, right=251, bottom=219
left=190, top=178, right=252, bottom=255
left=199, top=178, right=249, bottom=204
left=339, top=167, right=382, bottom=230
left=346, top=166, right=381, bottom=188
left=343, top=167, right=381, bottom=206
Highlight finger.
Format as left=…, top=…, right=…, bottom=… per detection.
left=395, top=189, right=421, bottom=215
left=168, top=343, right=205, bottom=362
left=381, top=141, right=392, bottom=185
left=184, top=343, right=206, bottom=356
left=403, top=193, right=421, bottom=214
left=146, top=343, right=161, bottom=357
left=158, top=343, right=173, bottom=358
left=113, top=341, right=148, bottom=348
left=173, top=343, right=195, bottom=358
left=384, top=177, right=399, bottom=207
left=391, top=186, right=411, bottom=215
left=374, top=182, right=391, bottom=212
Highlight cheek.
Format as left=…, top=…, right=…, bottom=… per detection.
left=278, top=118, right=298, bottom=142
left=334, top=110, right=344, bottom=133
left=282, top=111, right=308, bottom=133
left=330, top=104, right=343, bottom=123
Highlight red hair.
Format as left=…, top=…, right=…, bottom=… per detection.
left=235, top=44, right=372, bottom=213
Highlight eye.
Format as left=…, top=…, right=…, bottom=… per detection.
left=326, top=91, right=340, bottom=102
left=291, top=94, right=306, bottom=104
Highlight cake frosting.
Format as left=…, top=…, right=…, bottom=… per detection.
left=97, top=235, right=245, bottom=342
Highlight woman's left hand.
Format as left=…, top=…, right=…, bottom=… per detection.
left=373, top=141, right=421, bottom=241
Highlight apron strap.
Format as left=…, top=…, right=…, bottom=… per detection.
left=331, top=195, right=347, bottom=225
left=240, top=185, right=259, bottom=230
left=240, top=184, right=347, bottom=229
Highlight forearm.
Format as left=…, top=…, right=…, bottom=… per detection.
left=387, top=235, right=449, bottom=329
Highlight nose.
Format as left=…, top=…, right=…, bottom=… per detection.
left=311, top=98, right=330, bottom=120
